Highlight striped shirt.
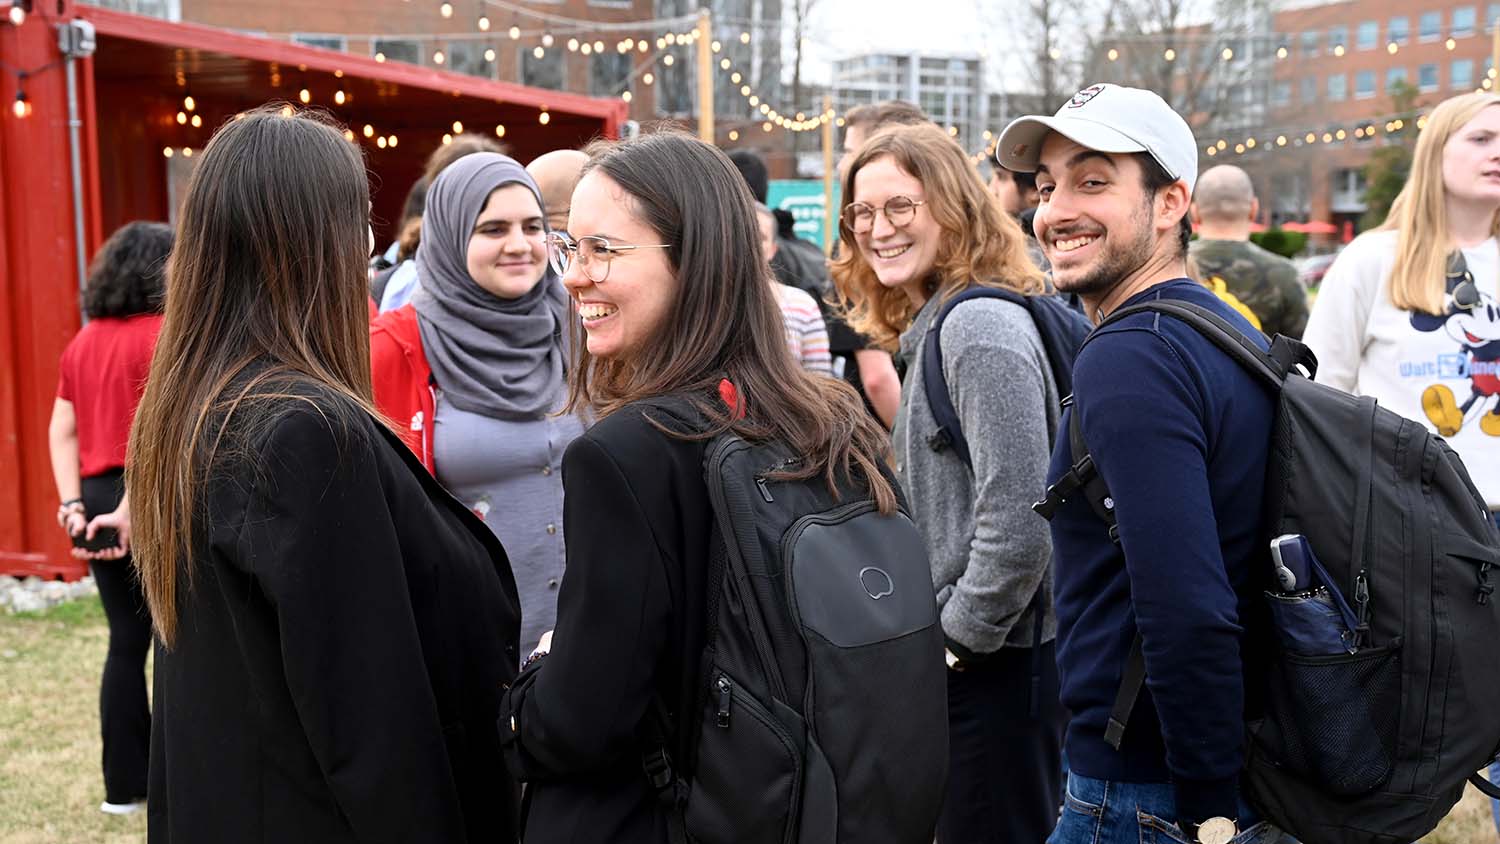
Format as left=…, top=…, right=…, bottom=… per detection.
left=773, top=283, right=833, bottom=375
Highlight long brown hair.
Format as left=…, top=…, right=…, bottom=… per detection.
left=1380, top=92, right=1500, bottom=315
left=128, top=106, right=378, bottom=647
left=565, top=132, right=897, bottom=513
left=831, top=123, right=1045, bottom=350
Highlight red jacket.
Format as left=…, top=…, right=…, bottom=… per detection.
left=370, top=305, right=437, bottom=473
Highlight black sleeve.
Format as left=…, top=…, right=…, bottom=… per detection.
left=229, top=410, right=467, bottom=843
left=501, top=433, right=674, bottom=780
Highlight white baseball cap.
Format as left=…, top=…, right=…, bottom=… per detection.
left=995, top=83, right=1198, bottom=194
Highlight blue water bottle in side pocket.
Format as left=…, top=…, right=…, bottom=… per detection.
left=1266, top=534, right=1361, bottom=655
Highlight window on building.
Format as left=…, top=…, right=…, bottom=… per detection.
left=1301, top=30, right=1319, bottom=56
left=447, top=41, right=487, bottom=77
left=1272, top=81, right=1292, bottom=106
left=590, top=52, right=631, bottom=97
left=293, top=34, right=346, bottom=52
left=1453, top=58, right=1475, bottom=88
left=1419, top=11, right=1441, bottom=41
left=1490, top=3, right=1500, bottom=31
left=522, top=48, right=565, bottom=90
left=1387, top=66, right=1408, bottom=91
left=1300, top=76, right=1317, bottom=103
left=1357, top=20, right=1378, bottom=50
left=1454, top=6, right=1477, bottom=37
left=1418, top=63, right=1440, bottom=91
left=657, top=61, right=692, bottom=115
left=1327, top=25, right=1348, bottom=53
left=373, top=38, right=421, bottom=65
left=1327, top=73, right=1347, bottom=101
left=1389, top=16, right=1409, bottom=44
left=1355, top=70, right=1376, bottom=98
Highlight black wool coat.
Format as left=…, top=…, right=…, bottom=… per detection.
left=147, top=390, right=522, bottom=844
left=501, top=400, right=715, bottom=844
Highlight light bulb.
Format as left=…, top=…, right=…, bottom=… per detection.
left=509, top=25, right=521, bottom=40
left=184, top=95, right=196, bottom=111
left=478, top=15, right=490, bottom=31
left=484, top=48, right=496, bottom=62
left=538, top=111, right=550, bottom=125
left=190, top=114, right=202, bottom=127
left=495, top=124, right=506, bottom=137
left=334, top=90, right=346, bottom=105
left=439, top=2, right=453, bottom=18
left=176, top=111, right=188, bottom=124
left=298, top=88, right=311, bottom=104
left=363, top=124, right=374, bottom=137
left=452, top=120, right=464, bottom=133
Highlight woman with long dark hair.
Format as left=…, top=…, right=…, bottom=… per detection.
left=126, top=106, right=521, bottom=843
left=498, top=132, right=900, bottom=842
left=48, top=220, right=171, bottom=816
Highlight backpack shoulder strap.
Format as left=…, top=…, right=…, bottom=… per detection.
left=1090, top=299, right=1291, bottom=390
left=921, top=286, right=1027, bottom=470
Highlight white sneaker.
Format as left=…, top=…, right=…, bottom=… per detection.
left=100, top=800, right=145, bottom=815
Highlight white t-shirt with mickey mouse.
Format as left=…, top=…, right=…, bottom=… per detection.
left=1304, top=229, right=1500, bottom=509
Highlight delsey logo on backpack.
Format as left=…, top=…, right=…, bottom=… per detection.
left=858, top=566, right=895, bottom=600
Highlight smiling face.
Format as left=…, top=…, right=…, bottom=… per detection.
left=465, top=184, right=548, bottom=300
left=1031, top=134, right=1158, bottom=300
left=1442, top=105, right=1500, bottom=208
left=851, top=155, right=942, bottom=301
left=562, top=171, right=678, bottom=360
left=1446, top=292, right=1500, bottom=346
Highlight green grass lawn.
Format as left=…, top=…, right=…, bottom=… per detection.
left=0, top=597, right=1493, bottom=843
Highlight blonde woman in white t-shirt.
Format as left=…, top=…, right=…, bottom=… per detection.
left=1306, top=91, right=1500, bottom=505
left=1305, top=93, right=1500, bottom=834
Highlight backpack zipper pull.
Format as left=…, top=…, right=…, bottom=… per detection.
left=1353, top=570, right=1371, bottom=648
left=716, top=676, right=733, bottom=728
left=755, top=477, right=774, bottom=503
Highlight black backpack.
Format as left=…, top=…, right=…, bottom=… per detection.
left=645, top=414, right=949, bottom=844
left=1038, top=300, right=1500, bottom=844
left=921, top=286, right=1092, bottom=467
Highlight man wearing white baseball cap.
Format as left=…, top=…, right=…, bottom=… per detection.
left=1002, top=85, right=1288, bottom=844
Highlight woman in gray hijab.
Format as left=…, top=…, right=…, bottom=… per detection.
left=371, top=152, right=582, bottom=657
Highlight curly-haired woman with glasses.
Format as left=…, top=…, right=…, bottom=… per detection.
left=831, top=122, right=1066, bottom=844
left=370, top=151, right=583, bottom=658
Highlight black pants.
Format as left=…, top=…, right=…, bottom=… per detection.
left=937, top=641, right=1066, bottom=844
left=82, top=469, right=151, bottom=804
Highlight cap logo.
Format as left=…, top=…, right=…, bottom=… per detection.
left=1010, top=143, right=1029, bottom=158
left=1067, top=84, right=1106, bottom=109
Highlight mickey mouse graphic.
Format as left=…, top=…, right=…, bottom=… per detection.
left=1411, top=258, right=1500, bottom=437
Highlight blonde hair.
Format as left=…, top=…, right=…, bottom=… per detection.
left=831, top=123, right=1045, bottom=350
left=1382, top=92, right=1500, bottom=315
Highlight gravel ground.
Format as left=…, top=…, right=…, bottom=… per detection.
left=0, top=575, right=98, bottom=616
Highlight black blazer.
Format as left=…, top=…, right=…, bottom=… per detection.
left=501, top=400, right=714, bottom=844
left=147, top=387, right=522, bottom=843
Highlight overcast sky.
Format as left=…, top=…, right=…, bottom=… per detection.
left=796, top=0, right=1001, bottom=87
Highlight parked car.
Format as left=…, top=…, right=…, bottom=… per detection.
left=1295, top=252, right=1339, bottom=289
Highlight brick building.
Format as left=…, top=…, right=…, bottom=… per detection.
left=1248, top=0, right=1497, bottom=230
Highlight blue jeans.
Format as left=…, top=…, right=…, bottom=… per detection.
left=1048, top=774, right=1287, bottom=844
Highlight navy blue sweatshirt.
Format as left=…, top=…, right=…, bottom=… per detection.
left=1047, top=279, right=1274, bottom=824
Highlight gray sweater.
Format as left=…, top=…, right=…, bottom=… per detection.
left=893, top=292, right=1060, bottom=656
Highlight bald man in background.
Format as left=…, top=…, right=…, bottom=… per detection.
left=1188, top=165, right=1309, bottom=339
left=527, top=149, right=590, bottom=232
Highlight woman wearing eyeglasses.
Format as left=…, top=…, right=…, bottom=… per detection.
left=831, top=122, right=1066, bottom=844
left=1304, top=92, right=1500, bottom=835
left=499, top=132, right=899, bottom=843
left=370, top=152, right=583, bottom=658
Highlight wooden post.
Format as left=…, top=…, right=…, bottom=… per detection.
left=696, top=8, right=713, bottom=143
left=822, top=95, right=835, bottom=257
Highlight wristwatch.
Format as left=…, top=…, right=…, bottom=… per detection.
left=1185, top=817, right=1237, bottom=844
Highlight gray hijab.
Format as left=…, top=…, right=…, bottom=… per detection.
left=411, top=152, right=571, bottom=420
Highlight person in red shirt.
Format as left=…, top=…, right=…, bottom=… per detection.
left=48, top=220, right=170, bottom=816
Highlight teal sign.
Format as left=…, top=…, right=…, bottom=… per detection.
left=767, top=180, right=841, bottom=251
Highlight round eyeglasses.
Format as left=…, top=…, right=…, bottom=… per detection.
left=546, top=231, right=671, bottom=283
left=840, top=195, right=927, bottom=234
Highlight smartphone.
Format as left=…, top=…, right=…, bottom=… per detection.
left=71, top=526, right=121, bottom=554
left=1270, top=534, right=1313, bottom=593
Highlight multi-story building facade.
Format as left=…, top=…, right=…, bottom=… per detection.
left=831, top=51, right=988, bottom=153
left=1252, top=0, right=1494, bottom=229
